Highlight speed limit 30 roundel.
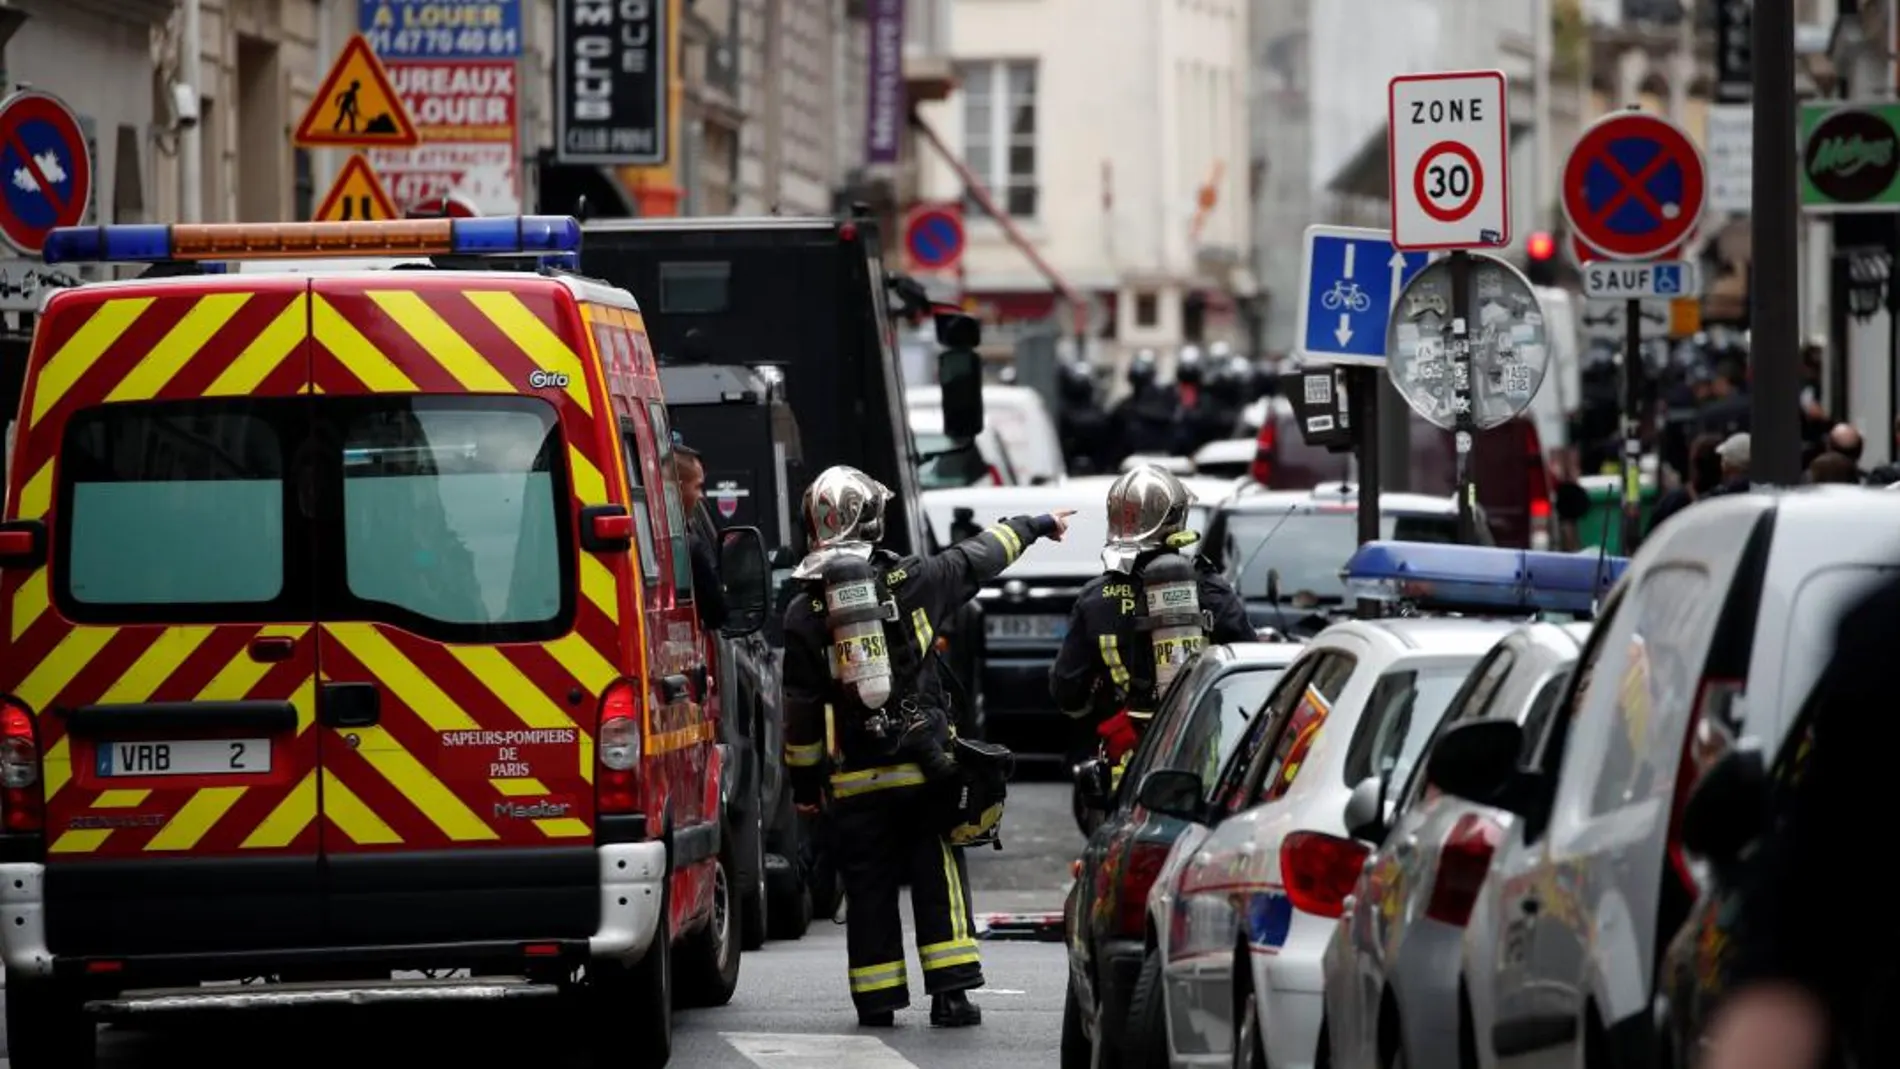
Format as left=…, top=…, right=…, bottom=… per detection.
left=1388, top=70, right=1511, bottom=252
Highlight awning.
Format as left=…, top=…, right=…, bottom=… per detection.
left=1327, top=119, right=1535, bottom=199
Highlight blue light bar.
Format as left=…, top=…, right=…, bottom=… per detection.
left=40, top=215, right=583, bottom=266
left=1343, top=541, right=1628, bottom=616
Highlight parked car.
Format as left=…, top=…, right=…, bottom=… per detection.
left=1245, top=396, right=1554, bottom=549
left=1202, top=484, right=1485, bottom=638
left=1193, top=438, right=1258, bottom=480
left=1062, top=642, right=1303, bottom=1069
left=909, top=383, right=1066, bottom=484
left=1323, top=620, right=1591, bottom=1069
left=1420, top=486, right=1900, bottom=1069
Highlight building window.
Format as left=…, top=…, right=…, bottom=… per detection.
left=1135, top=292, right=1159, bottom=328
left=959, top=60, right=1038, bottom=218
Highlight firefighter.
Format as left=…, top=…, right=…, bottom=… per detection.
left=1049, top=464, right=1253, bottom=787
left=782, top=465, right=1074, bottom=1028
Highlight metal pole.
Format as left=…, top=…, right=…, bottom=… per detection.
left=1354, top=365, right=1382, bottom=619
left=1449, top=250, right=1476, bottom=543
left=1621, top=298, right=1643, bottom=553
left=179, top=0, right=203, bottom=223
left=1750, top=0, right=1800, bottom=485
left=1532, top=0, right=1552, bottom=232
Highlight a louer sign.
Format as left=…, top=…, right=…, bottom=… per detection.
left=1802, top=102, right=1900, bottom=213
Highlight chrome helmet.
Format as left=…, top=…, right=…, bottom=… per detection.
left=794, top=465, right=894, bottom=579
left=1101, top=463, right=1198, bottom=572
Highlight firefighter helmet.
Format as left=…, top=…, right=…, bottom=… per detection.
left=1102, top=463, right=1197, bottom=572
left=794, top=465, right=893, bottom=579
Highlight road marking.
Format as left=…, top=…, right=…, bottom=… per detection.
left=723, top=1032, right=922, bottom=1068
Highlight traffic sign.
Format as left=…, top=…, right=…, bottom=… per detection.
left=1388, top=70, right=1511, bottom=251
left=906, top=204, right=964, bottom=270
left=314, top=153, right=399, bottom=221
left=1562, top=111, right=1705, bottom=260
left=1567, top=229, right=1691, bottom=270
left=295, top=34, right=420, bottom=148
left=1580, top=298, right=1699, bottom=342
left=405, top=192, right=480, bottom=218
left=1385, top=253, right=1549, bottom=431
left=1581, top=260, right=1702, bottom=299
left=0, top=90, right=94, bottom=256
left=1294, top=225, right=1431, bottom=367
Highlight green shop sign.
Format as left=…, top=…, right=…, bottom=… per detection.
left=1802, top=101, right=1900, bottom=212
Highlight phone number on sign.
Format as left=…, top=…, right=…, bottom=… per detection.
left=365, top=26, right=520, bottom=57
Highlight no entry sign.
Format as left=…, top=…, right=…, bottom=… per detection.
left=1562, top=111, right=1705, bottom=261
left=1388, top=70, right=1511, bottom=251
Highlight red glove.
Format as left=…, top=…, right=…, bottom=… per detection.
left=1097, top=711, right=1139, bottom=762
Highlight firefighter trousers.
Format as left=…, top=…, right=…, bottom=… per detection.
left=832, top=788, right=984, bottom=1013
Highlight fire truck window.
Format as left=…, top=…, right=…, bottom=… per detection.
left=339, top=396, right=569, bottom=637
left=619, top=422, right=662, bottom=588
left=60, top=402, right=292, bottom=612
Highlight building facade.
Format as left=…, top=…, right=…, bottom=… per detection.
left=914, top=0, right=1253, bottom=363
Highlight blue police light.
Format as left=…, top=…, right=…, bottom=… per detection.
left=1343, top=541, right=1628, bottom=617
left=41, top=215, right=583, bottom=265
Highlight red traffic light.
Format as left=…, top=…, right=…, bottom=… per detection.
left=1527, top=231, right=1555, bottom=261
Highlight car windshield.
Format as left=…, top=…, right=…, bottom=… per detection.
left=915, top=431, right=977, bottom=490
left=1343, top=663, right=1480, bottom=789
left=1222, top=511, right=1460, bottom=603
left=1155, top=666, right=1287, bottom=784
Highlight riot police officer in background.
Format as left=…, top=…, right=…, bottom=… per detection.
left=1186, top=351, right=1249, bottom=449
left=1056, top=358, right=1112, bottom=475
left=1110, top=350, right=1177, bottom=462
left=1049, top=465, right=1253, bottom=786
left=782, top=465, right=1074, bottom=1029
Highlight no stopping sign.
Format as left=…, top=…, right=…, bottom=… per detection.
left=1388, top=70, right=1511, bottom=251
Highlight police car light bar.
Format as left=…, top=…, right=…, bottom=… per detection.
left=1343, top=541, right=1629, bottom=616
left=39, top=216, right=583, bottom=265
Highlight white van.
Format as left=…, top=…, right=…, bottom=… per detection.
left=907, top=384, right=1066, bottom=484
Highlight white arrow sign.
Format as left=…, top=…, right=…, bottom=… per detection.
left=1335, top=314, right=1352, bottom=346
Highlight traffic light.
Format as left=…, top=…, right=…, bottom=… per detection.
left=1525, top=230, right=1558, bottom=286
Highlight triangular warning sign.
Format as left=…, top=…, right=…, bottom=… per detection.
left=314, top=154, right=399, bottom=222
left=294, top=34, right=418, bottom=148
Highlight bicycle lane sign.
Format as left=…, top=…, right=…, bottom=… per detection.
left=1297, top=224, right=1432, bottom=367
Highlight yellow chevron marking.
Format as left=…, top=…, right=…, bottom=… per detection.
left=369, top=290, right=515, bottom=393
left=318, top=768, right=402, bottom=845
left=464, top=290, right=592, bottom=415
left=535, top=817, right=591, bottom=838
left=11, top=570, right=47, bottom=641
left=491, top=777, right=550, bottom=797
left=105, top=293, right=253, bottom=403
left=351, top=727, right=497, bottom=842
left=17, top=627, right=115, bottom=712
left=192, top=626, right=309, bottom=707
left=447, top=647, right=579, bottom=732
left=145, top=786, right=246, bottom=852
left=204, top=293, right=309, bottom=397
left=242, top=769, right=318, bottom=849
left=312, top=294, right=417, bottom=393
left=30, top=298, right=155, bottom=426
left=569, top=446, right=606, bottom=504
left=91, top=789, right=150, bottom=808
left=546, top=631, right=618, bottom=694
left=99, top=626, right=216, bottom=705
left=580, top=731, right=594, bottom=785
left=289, top=675, right=317, bottom=735
left=15, top=459, right=53, bottom=520
left=48, top=828, right=111, bottom=854
left=580, top=555, right=619, bottom=623
left=42, top=737, right=69, bottom=801
left=324, top=624, right=479, bottom=732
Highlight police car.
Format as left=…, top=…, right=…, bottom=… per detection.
left=1123, top=543, right=1621, bottom=1069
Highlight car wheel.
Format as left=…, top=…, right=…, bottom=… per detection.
left=740, top=795, right=768, bottom=951
left=1234, top=987, right=1266, bottom=1069
left=1061, top=979, right=1093, bottom=1069
left=4, top=979, right=96, bottom=1069
left=1125, top=949, right=1171, bottom=1069
left=675, top=845, right=742, bottom=1007
left=587, top=898, right=672, bottom=1068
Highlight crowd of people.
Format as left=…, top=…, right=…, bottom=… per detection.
left=1055, top=344, right=1269, bottom=474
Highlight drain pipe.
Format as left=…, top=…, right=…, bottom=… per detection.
left=911, top=112, right=1089, bottom=359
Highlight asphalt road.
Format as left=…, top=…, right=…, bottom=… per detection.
left=1, top=781, right=1083, bottom=1068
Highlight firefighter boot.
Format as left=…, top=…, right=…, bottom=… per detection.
left=858, top=1008, right=896, bottom=1028
left=930, top=991, right=982, bottom=1027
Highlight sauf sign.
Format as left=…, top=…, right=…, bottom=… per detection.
left=555, top=0, right=669, bottom=166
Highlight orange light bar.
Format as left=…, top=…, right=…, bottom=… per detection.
left=167, top=220, right=457, bottom=260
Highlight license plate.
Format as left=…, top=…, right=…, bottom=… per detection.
left=985, top=614, right=1068, bottom=640
left=95, top=739, right=271, bottom=778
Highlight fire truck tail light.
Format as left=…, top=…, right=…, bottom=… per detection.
left=0, top=700, right=44, bottom=833
left=597, top=680, right=642, bottom=815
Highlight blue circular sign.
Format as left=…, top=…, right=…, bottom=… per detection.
left=906, top=207, right=964, bottom=269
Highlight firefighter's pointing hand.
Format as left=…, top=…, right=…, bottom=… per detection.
left=1047, top=509, right=1077, bottom=540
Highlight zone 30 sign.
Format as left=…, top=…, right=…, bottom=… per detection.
left=1387, top=70, right=1512, bottom=252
